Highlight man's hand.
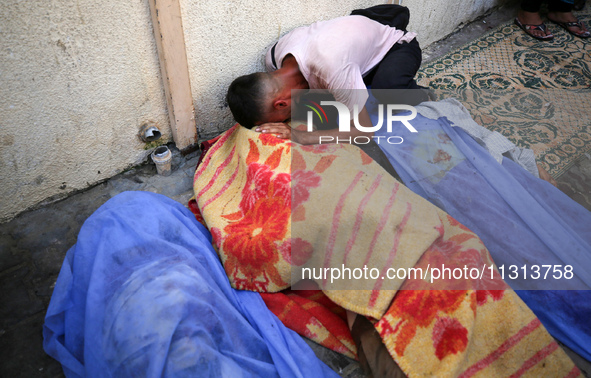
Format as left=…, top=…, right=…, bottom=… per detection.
left=254, top=105, right=375, bottom=146
left=255, top=123, right=309, bottom=144
left=255, top=123, right=292, bottom=140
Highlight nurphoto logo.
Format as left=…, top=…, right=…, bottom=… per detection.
left=295, top=89, right=419, bottom=145
left=306, top=102, right=417, bottom=133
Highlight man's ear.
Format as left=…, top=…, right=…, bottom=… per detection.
left=272, top=99, right=290, bottom=110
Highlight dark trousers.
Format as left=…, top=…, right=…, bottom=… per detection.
left=363, top=38, right=422, bottom=90
left=521, top=0, right=573, bottom=13
left=363, top=38, right=428, bottom=106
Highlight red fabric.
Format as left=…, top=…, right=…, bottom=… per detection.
left=261, top=288, right=357, bottom=358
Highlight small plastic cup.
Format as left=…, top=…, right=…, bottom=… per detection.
left=151, top=146, right=172, bottom=176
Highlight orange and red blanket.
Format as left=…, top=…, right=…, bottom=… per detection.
left=191, top=124, right=579, bottom=377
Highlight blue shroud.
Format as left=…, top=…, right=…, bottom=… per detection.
left=374, top=107, right=591, bottom=361
left=43, top=191, right=339, bottom=378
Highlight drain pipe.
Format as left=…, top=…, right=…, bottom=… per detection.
left=139, top=123, right=162, bottom=142
left=151, top=146, right=172, bottom=176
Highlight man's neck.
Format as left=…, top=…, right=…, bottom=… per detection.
left=275, top=55, right=309, bottom=90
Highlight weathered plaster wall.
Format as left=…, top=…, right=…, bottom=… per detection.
left=0, top=0, right=169, bottom=222
left=180, top=0, right=504, bottom=140
left=0, top=0, right=503, bottom=222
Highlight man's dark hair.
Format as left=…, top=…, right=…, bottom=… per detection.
left=226, top=72, right=269, bottom=128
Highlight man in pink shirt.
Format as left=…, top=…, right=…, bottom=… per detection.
left=226, top=15, right=427, bottom=145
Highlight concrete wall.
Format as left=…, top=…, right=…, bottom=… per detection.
left=0, top=0, right=169, bottom=222
left=0, top=0, right=503, bottom=222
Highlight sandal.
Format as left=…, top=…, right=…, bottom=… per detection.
left=514, top=18, right=554, bottom=40
left=548, top=18, right=590, bottom=38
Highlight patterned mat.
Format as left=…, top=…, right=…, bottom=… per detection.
left=417, top=12, right=591, bottom=178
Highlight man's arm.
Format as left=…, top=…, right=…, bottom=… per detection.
left=256, top=106, right=375, bottom=145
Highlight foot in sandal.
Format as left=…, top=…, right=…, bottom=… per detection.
left=515, top=10, right=554, bottom=40
left=548, top=11, right=590, bottom=38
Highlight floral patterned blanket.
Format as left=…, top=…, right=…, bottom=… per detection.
left=192, top=124, right=579, bottom=377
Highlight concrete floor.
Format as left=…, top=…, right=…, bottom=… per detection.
left=1, top=2, right=590, bottom=377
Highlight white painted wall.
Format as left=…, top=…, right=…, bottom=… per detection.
left=0, top=0, right=502, bottom=222
left=0, top=0, right=169, bottom=222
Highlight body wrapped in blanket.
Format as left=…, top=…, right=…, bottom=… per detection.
left=43, top=192, right=339, bottom=377
left=370, top=98, right=591, bottom=363
left=191, top=124, right=582, bottom=377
